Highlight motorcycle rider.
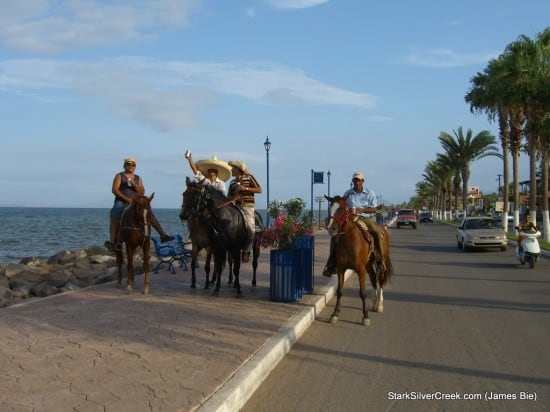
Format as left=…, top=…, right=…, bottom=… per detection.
left=517, top=214, right=538, bottom=254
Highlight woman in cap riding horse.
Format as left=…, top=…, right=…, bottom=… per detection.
left=105, top=157, right=174, bottom=252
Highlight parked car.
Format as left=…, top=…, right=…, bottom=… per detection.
left=493, top=211, right=514, bottom=223
left=419, top=212, right=433, bottom=223
left=456, top=217, right=507, bottom=252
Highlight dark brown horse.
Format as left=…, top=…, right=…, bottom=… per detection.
left=180, top=178, right=262, bottom=297
left=115, top=193, right=154, bottom=294
left=184, top=213, right=218, bottom=289
left=325, top=195, right=394, bottom=325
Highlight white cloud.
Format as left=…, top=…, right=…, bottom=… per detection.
left=405, top=47, right=499, bottom=68
left=265, top=0, right=329, bottom=10
left=0, top=57, right=376, bottom=132
left=0, top=0, right=201, bottom=54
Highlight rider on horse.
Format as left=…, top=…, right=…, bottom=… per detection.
left=227, top=160, right=262, bottom=263
left=323, top=171, right=386, bottom=276
left=105, top=157, right=174, bottom=252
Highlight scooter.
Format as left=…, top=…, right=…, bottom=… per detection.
left=515, top=229, right=541, bottom=269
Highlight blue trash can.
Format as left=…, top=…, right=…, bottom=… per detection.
left=270, top=250, right=301, bottom=302
left=292, top=236, right=314, bottom=294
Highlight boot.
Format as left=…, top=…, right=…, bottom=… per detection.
left=105, top=219, right=121, bottom=251
left=161, top=234, right=175, bottom=243
left=322, top=264, right=336, bottom=277
left=150, top=213, right=175, bottom=243
left=323, top=238, right=337, bottom=276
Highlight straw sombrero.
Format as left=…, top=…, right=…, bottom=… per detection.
left=195, top=156, right=232, bottom=182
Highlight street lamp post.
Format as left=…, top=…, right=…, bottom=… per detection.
left=264, top=137, right=271, bottom=227
left=327, top=170, right=331, bottom=196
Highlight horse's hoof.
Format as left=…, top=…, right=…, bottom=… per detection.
left=376, top=304, right=384, bottom=313
left=363, top=317, right=371, bottom=326
left=127, top=286, right=134, bottom=294
left=143, top=288, right=150, bottom=295
left=330, top=315, right=339, bottom=324
left=212, top=290, right=219, bottom=297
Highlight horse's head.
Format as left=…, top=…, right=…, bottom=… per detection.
left=325, top=194, right=351, bottom=237
left=125, top=193, right=154, bottom=229
left=180, top=176, right=212, bottom=221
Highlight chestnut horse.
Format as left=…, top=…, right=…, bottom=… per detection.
left=325, top=195, right=393, bottom=325
left=115, top=193, right=154, bottom=294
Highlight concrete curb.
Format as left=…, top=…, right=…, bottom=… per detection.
left=196, top=271, right=351, bottom=412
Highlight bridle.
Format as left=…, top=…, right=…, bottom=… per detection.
left=184, top=184, right=211, bottom=218
left=121, top=196, right=151, bottom=237
left=328, top=202, right=353, bottom=235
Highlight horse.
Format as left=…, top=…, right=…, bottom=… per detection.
left=180, top=177, right=261, bottom=296
left=183, top=213, right=219, bottom=289
left=227, top=212, right=263, bottom=287
left=325, top=194, right=394, bottom=325
left=115, top=193, right=154, bottom=294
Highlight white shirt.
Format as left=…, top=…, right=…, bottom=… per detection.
left=194, top=171, right=226, bottom=195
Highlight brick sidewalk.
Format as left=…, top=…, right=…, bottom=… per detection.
left=0, top=230, right=332, bottom=412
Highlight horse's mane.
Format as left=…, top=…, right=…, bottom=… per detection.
left=188, top=179, right=231, bottom=205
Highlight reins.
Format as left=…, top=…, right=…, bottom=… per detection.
left=330, top=204, right=373, bottom=246
left=186, top=184, right=248, bottom=242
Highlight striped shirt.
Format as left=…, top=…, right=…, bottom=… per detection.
left=228, top=174, right=261, bottom=206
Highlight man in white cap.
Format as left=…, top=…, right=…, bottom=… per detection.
left=185, top=151, right=231, bottom=195
left=227, top=160, right=262, bottom=263
left=323, top=171, right=385, bottom=276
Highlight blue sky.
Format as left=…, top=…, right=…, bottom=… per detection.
left=1, top=0, right=548, bottom=209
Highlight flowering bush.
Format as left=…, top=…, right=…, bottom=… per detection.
left=259, top=198, right=313, bottom=251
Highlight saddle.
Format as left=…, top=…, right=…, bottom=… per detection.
left=353, top=216, right=374, bottom=245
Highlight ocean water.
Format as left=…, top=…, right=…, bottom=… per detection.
left=0, top=207, right=188, bottom=264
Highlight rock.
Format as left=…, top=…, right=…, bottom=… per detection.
left=0, top=285, right=13, bottom=299
left=47, top=250, right=76, bottom=265
left=10, top=269, right=47, bottom=284
left=0, top=246, right=152, bottom=309
left=10, top=286, right=29, bottom=299
left=48, top=269, right=72, bottom=288
left=31, top=281, right=59, bottom=298
left=3, top=263, right=28, bottom=279
left=89, top=255, right=115, bottom=264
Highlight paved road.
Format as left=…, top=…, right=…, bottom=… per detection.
left=243, top=222, right=550, bottom=412
left=0, top=229, right=336, bottom=412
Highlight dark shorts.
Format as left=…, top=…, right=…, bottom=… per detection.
left=110, top=199, right=127, bottom=220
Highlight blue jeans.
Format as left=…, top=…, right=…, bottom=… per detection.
left=110, top=199, right=126, bottom=220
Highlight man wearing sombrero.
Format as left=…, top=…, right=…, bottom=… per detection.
left=227, top=160, right=262, bottom=263
left=185, top=151, right=231, bottom=194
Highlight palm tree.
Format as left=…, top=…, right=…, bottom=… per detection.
left=435, top=152, right=462, bottom=215
left=465, top=63, right=514, bottom=225
left=496, top=29, right=549, bottom=235
left=422, top=160, right=448, bottom=216
left=438, top=127, right=500, bottom=213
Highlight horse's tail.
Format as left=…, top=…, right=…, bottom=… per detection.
left=382, top=255, right=394, bottom=285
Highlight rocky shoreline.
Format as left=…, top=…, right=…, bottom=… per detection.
left=0, top=245, right=154, bottom=308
